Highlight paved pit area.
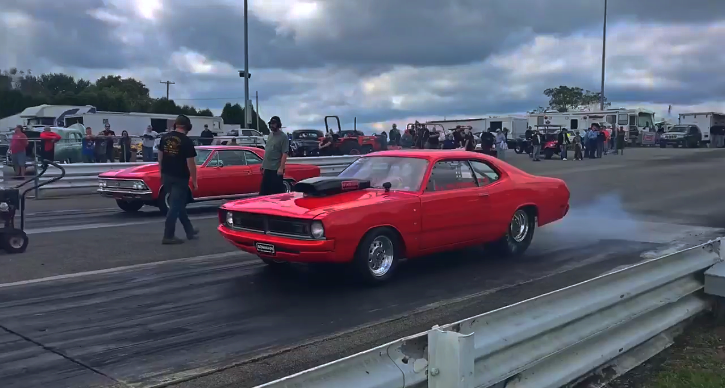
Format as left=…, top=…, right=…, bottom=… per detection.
left=1, top=147, right=724, bottom=388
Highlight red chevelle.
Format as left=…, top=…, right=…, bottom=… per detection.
left=218, top=150, right=570, bottom=283
left=98, top=146, right=321, bottom=214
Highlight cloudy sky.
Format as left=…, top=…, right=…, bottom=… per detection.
left=2, top=0, right=724, bottom=132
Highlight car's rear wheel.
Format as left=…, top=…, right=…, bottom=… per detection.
left=283, top=180, right=294, bottom=193
left=116, top=200, right=143, bottom=212
left=157, top=188, right=171, bottom=215
left=490, top=208, right=535, bottom=257
left=352, top=228, right=401, bottom=284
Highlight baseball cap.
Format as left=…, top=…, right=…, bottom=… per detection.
left=175, top=115, right=192, bottom=129
left=269, top=116, right=281, bottom=126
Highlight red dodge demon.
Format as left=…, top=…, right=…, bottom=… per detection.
left=218, top=150, right=570, bottom=283
left=98, top=146, right=321, bottom=214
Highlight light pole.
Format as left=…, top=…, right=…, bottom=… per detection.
left=599, top=0, right=608, bottom=111
left=243, top=0, right=251, bottom=127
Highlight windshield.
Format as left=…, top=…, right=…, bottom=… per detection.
left=294, top=131, right=320, bottom=140
left=638, top=113, right=654, bottom=128
left=338, top=156, right=429, bottom=192
left=667, top=126, right=688, bottom=133
left=195, top=148, right=213, bottom=164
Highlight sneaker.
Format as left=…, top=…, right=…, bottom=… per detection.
left=162, top=237, right=185, bottom=245
left=187, top=228, right=200, bottom=240
left=562, top=158, right=567, bottom=161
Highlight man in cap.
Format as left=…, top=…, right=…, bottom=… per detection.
left=157, top=115, right=199, bottom=244
left=259, top=116, right=289, bottom=195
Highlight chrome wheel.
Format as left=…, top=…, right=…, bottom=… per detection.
left=510, top=210, right=529, bottom=243
left=368, top=235, right=394, bottom=277
left=283, top=181, right=292, bottom=193
left=164, top=192, right=170, bottom=209
left=9, top=236, right=24, bottom=249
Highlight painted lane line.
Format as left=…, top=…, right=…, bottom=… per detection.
left=0, top=251, right=256, bottom=289
left=24, top=214, right=219, bottom=235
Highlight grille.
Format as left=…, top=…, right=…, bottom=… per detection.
left=230, top=212, right=311, bottom=238
left=103, top=180, right=139, bottom=189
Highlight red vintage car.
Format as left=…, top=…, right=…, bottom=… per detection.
left=97, top=146, right=321, bottom=214
left=218, top=150, right=570, bottom=283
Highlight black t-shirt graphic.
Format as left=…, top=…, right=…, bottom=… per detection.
left=157, top=131, right=197, bottom=179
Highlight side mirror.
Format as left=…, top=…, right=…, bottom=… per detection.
left=383, top=182, right=392, bottom=192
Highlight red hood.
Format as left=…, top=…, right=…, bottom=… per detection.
left=222, top=189, right=417, bottom=219
left=98, top=164, right=159, bottom=178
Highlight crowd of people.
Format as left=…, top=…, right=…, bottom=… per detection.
left=523, top=123, right=627, bottom=161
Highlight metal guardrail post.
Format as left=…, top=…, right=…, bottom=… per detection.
left=427, top=326, right=474, bottom=388
left=33, top=157, right=40, bottom=199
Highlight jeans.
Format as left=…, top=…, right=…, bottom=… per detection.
left=596, top=141, right=604, bottom=158
left=82, top=153, right=94, bottom=163
left=259, top=169, right=285, bottom=196
left=587, top=139, right=597, bottom=158
left=497, top=148, right=506, bottom=161
left=560, top=144, right=568, bottom=159
left=162, top=174, right=194, bottom=239
left=142, top=146, right=154, bottom=162
left=532, top=145, right=541, bottom=160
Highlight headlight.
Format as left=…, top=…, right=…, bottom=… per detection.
left=132, top=181, right=146, bottom=190
left=98, top=180, right=107, bottom=188
left=0, top=202, right=9, bottom=212
left=226, top=211, right=234, bottom=226
left=310, top=221, right=325, bottom=239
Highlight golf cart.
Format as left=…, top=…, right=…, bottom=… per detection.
left=535, top=124, right=564, bottom=159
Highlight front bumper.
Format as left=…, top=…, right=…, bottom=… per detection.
left=218, top=224, right=345, bottom=263
left=98, top=188, right=154, bottom=201
left=660, top=138, right=685, bottom=146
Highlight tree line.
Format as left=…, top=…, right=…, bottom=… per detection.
left=531, top=85, right=612, bottom=113
left=0, top=68, right=269, bottom=134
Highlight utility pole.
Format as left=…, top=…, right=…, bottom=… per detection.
left=243, top=0, right=251, bottom=128
left=255, top=91, right=260, bottom=133
left=599, top=0, right=608, bottom=111
left=160, top=80, right=175, bottom=99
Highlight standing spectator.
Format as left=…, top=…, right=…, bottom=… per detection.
left=495, top=129, right=508, bottom=160
left=259, top=116, right=289, bottom=195
left=531, top=129, right=542, bottom=161
left=616, top=126, right=626, bottom=155
left=525, top=126, right=534, bottom=157
left=119, top=130, right=132, bottom=162
left=388, top=124, right=401, bottom=146
left=95, top=130, right=107, bottom=162
left=82, top=127, right=95, bottom=163
left=480, top=129, right=495, bottom=155
left=573, top=132, right=583, bottom=160
left=596, top=128, right=606, bottom=158
left=199, top=124, right=214, bottom=146
left=426, top=128, right=439, bottom=149
left=103, top=124, right=116, bottom=162
left=141, top=126, right=158, bottom=161
left=39, top=126, right=61, bottom=162
left=586, top=124, right=599, bottom=159
left=400, top=128, right=414, bottom=148
left=463, top=127, right=476, bottom=151
left=157, top=115, right=198, bottom=245
left=10, top=125, right=28, bottom=177
left=558, top=128, right=570, bottom=161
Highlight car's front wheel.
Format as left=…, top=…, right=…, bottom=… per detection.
left=116, top=200, right=143, bottom=212
left=283, top=180, right=295, bottom=193
left=352, top=228, right=401, bottom=284
left=490, top=208, right=536, bottom=257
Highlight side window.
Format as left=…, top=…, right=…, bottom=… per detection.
left=425, top=160, right=477, bottom=192
left=216, top=150, right=247, bottom=166
left=250, top=130, right=262, bottom=137
left=241, top=130, right=253, bottom=136
left=689, top=126, right=699, bottom=135
left=206, top=152, right=221, bottom=167
left=243, top=151, right=263, bottom=165
left=469, top=160, right=500, bottom=186
left=570, top=119, right=578, bottom=130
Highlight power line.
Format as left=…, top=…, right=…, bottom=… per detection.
left=160, top=80, right=175, bottom=99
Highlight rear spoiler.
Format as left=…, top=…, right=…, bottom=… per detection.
left=294, top=177, right=371, bottom=196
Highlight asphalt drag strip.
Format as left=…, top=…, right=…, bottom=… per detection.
left=0, top=219, right=720, bottom=388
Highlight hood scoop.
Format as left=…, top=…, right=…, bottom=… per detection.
left=294, top=177, right=371, bottom=196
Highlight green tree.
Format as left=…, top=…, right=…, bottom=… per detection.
left=542, top=86, right=611, bottom=112
left=220, top=102, right=269, bottom=134
left=0, top=69, right=225, bottom=123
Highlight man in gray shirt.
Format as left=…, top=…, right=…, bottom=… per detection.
left=259, top=116, right=289, bottom=195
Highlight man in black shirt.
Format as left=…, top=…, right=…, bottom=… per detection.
left=157, top=115, right=199, bottom=244
left=199, top=124, right=215, bottom=145
left=463, top=128, right=476, bottom=151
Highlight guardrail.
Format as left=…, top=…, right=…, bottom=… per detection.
left=3, top=155, right=361, bottom=198
left=257, top=239, right=725, bottom=388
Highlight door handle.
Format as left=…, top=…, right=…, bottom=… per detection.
left=242, top=170, right=252, bottom=175
left=479, top=192, right=489, bottom=197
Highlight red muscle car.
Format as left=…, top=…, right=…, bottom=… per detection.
left=98, top=146, right=321, bottom=214
left=218, top=150, right=570, bottom=283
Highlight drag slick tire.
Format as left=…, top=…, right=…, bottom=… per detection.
left=116, top=200, right=143, bottom=212
left=352, top=227, right=402, bottom=284
left=489, top=207, right=535, bottom=257
left=1, top=229, right=29, bottom=254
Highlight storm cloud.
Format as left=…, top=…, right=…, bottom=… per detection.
left=1, top=0, right=724, bottom=130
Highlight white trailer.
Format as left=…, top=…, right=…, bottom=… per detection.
left=678, top=112, right=725, bottom=144
left=425, top=118, right=488, bottom=134
left=63, top=111, right=224, bottom=137
left=528, top=108, right=656, bottom=144
left=0, top=104, right=97, bottom=130
left=484, top=116, right=529, bottom=137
